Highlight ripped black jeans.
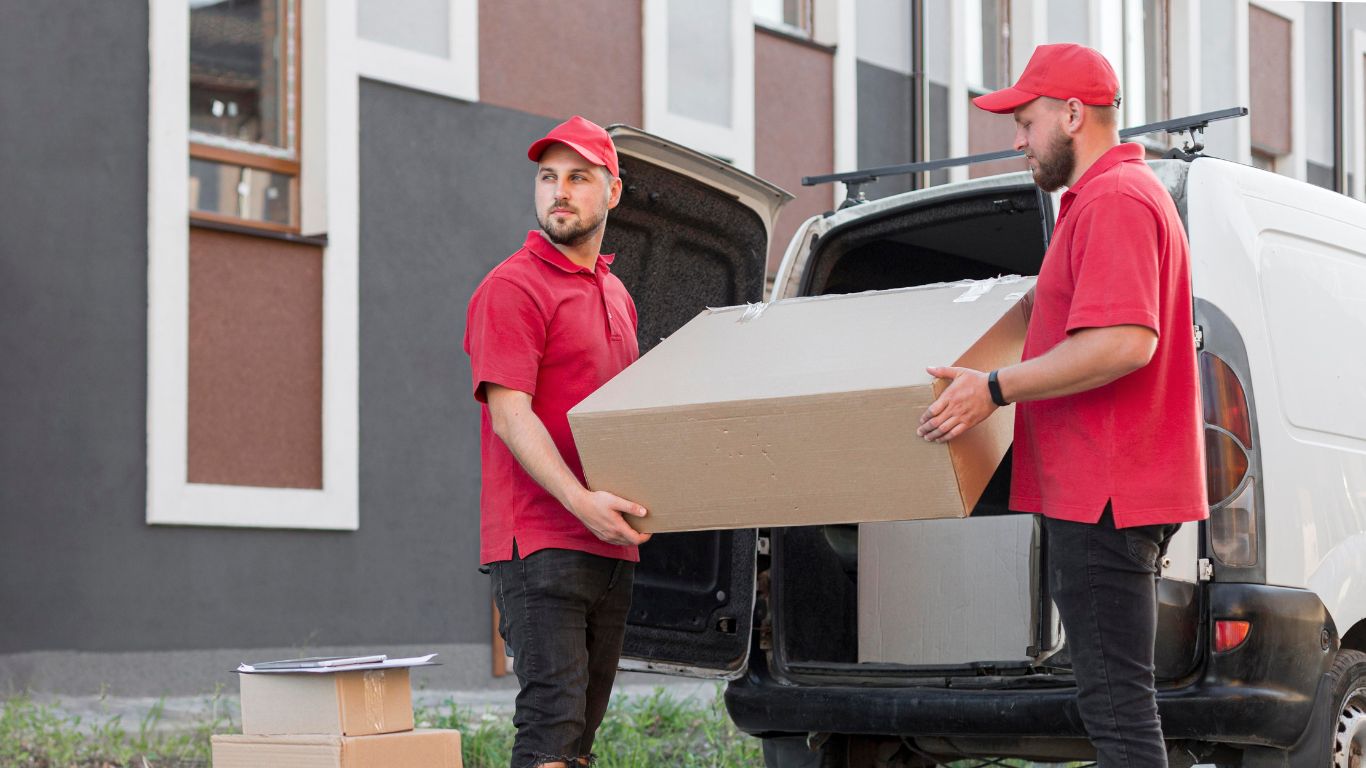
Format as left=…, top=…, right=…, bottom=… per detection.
left=490, top=545, right=635, bottom=768
left=1044, top=506, right=1180, bottom=768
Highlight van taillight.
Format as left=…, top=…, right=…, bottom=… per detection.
left=1199, top=352, right=1258, bottom=568
left=1214, top=620, right=1252, bottom=652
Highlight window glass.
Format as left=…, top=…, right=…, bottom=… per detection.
left=966, top=0, right=1009, bottom=92
left=753, top=0, right=811, bottom=34
left=190, top=158, right=295, bottom=227
left=668, top=0, right=733, bottom=127
left=189, top=0, right=295, bottom=154
left=358, top=0, right=450, bottom=59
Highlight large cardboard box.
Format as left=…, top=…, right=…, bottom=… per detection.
left=211, top=729, right=462, bottom=768
left=569, top=277, right=1033, bottom=533
left=239, top=668, right=414, bottom=736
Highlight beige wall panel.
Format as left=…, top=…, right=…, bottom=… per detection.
left=187, top=227, right=323, bottom=489
left=1250, top=5, right=1292, bottom=156
left=478, top=0, right=643, bottom=127
left=755, top=27, right=834, bottom=273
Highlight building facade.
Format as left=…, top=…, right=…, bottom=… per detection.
left=2, top=0, right=1366, bottom=697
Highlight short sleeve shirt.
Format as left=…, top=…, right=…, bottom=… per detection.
left=1009, top=143, right=1208, bottom=528
left=464, top=231, right=640, bottom=563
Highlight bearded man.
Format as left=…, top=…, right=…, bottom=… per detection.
left=464, top=115, right=651, bottom=768
left=916, top=44, right=1207, bottom=767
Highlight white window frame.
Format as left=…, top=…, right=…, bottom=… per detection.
left=147, top=0, right=360, bottom=530
left=644, top=0, right=756, bottom=172
left=355, top=0, right=478, bottom=102
left=1350, top=30, right=1366, bottom=201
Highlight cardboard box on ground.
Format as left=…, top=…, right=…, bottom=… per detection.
left=569, top=276, right=1034, bottom=533
left=215, top=662, right=462, bottom=767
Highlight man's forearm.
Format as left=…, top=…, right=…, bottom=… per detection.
left=997, top=325, right=1155, bottom=403
left=492, top=401, right=586, bottom=511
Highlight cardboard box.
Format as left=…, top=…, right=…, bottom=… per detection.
left=211, top=729, right=462, bottom=768
left=569, top=277, right=1033, bottom=533
left=859, top=514, right=1058, bottom=664
left=239, top=668, right=414, bottom=736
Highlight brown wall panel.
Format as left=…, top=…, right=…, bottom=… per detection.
left=1250, top=5, right=1292, bottom=156
left=968, top=97, right=1027, bottom=179
left=479, top=0, right=643, bottom=127
left=755, top=27, right=834, bottom=274
left=188, top=227, right=323, bottom=489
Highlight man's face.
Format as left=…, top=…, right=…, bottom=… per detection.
left=1012, top=99, right=1075, bottom=193
left=534, top=143, right=619, bottom=247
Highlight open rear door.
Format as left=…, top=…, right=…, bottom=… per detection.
left=603, top=125, right=791, bottom=678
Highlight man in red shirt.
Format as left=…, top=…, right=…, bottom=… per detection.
left=464, top=115, right=651, bottom=768
left=917, top=44, right=1207, bottom=766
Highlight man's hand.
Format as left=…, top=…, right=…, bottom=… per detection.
left=917, top=366, right=997, bottom=443
left=569, top=489, right=652, bottom=546
left=488, top=384, right=653, bottom=546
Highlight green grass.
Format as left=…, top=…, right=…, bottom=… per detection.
left=0, top=694, right=227, bottom=767
left=416, top=685, right=763, bottom=768
left=0, top=685, right=758, bottom=768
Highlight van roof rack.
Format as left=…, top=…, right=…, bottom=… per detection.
left=804, top=106, right=1248, bottom=206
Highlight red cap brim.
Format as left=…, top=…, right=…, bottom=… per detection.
left=527, top=137, right=612, bottom=173
left=971, top=86, right=1039, bottom=114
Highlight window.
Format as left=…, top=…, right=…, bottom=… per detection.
left=645, top=0, right=755, bottom=171
left=753, top=0, right=812, bottom=37
left=355, top=0, right=478, bottom=101
left=189, top=0, right=301, bottom=231
left=965, top=0, right=1010, bottom=93
left=148, top=0, right=360, bottom=529
left=1249, top=5, right=1292, bottom=167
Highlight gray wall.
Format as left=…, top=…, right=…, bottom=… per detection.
left=855, top=61, right=951, bottom=200
left=0, top=3, right=548, bottom=691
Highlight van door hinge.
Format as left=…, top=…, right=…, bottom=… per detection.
left=1198, top=558, right=1214, bottom=581
left=1194, top=324, right=1204, bottom=350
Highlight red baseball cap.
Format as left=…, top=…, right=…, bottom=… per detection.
left=972, top=43, right=1121, bottom=114
left=526, top=115, right=620, bottom=177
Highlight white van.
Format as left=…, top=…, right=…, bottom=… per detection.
left=600, top=124, right=1366, bottom=767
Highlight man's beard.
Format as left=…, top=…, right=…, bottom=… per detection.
left=1031, top=129, right=1076, bottom=192
left=537, top=202, right=606, bottom=246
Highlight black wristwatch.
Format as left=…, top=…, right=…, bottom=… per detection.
left=988, top=369, right=1010, bottom=407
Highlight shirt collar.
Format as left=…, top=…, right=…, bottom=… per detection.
left=523, top=230, right=615, bottom=275
left=1062, top=142, right=1145, bottom=201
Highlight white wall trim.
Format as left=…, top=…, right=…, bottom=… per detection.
left=643, top=0, right=756, bottom=172
left=948, top=0, right=969, bottom=184
left=1168, top=0, right=1202, bottom=122
left=1009, top=0, right=1046, bottom=80
left=146, top=0, right=360, bottom=530
left=831, top=0, right=857, bottom=207
left=1234, top=0, right=1253, bottom=164
left=356, top=0, right=478, bottom=102
left=1354, top=30, right=1366, bottom=201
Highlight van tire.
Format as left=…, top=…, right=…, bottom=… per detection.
left=1326, top=649, right=1366, bottom=768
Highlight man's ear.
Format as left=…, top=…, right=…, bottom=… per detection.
left=606, top=175, right=623, bottom=210
left=1063, top=98, right=1086, bottom=135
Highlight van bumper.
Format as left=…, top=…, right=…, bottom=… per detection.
left=726, top=583, right=1336, bottom=749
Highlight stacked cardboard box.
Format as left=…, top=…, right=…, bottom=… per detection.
left=213, top=666, right=462, bottom=767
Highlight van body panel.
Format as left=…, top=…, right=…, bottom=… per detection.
left=1187, top=159, right=1366, bottom=639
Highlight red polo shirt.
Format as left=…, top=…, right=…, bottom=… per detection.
left=1009, top=143, right=1208, bottom=528
left=464, top=231, right=640, bottom=564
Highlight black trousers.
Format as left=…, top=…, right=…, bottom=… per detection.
left=490, top=545, right=635, bottom=768
left=1043, top=508, right=1180, bottom=768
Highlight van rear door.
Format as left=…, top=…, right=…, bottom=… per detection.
left=603, top=126, right=792, bottom=678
